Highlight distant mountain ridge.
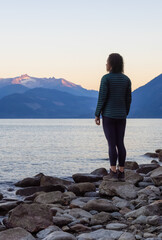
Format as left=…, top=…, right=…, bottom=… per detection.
left=0, top=74, right=98, bottom=98
left=128, top=74, right=162, bottom=118
left=0, top=73, right=161, bottom=118
left=0, top=87, right=97, bottom=118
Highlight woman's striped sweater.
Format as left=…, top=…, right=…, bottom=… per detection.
left=95, top=73, right=132, bottom=119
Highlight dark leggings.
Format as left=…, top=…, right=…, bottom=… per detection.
left=102, top=116, right=126, bottom=167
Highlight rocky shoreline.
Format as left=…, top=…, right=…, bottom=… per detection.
left=0, top=150, right=162, bottom=240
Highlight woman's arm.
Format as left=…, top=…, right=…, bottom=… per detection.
left=95, top=76, right=108, bottom=118
left=126, top=79, right=132, bottom=115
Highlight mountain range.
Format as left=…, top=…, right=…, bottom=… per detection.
left=0, top=74, right=98, bottom=98
left=0, top=73, right=161, bottom=118
left=129, top=74, right=162, bottom=118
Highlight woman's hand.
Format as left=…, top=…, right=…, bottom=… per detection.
left=95, top=116, right=100, bottom=125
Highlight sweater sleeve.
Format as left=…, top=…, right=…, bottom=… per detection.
left=95, top=76, right=108, bottom=117
left=126, top=79, right=132, bottom=115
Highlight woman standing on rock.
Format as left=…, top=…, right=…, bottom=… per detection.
left=95, top=53, right=132, bottom=181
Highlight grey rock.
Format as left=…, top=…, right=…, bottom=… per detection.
left=43, top=231, right=76, bottom=240
left=146, top=215, right=162, bottom=226
left=34, top=191, right=76, bottom=205
left=125, top=200, right=162, bottom=218
left=124, top=161, right=139, bottom=170
left=83, top=198, right=118, bottom=212
left=40, top=175, right=73, bottom=187
left=155, top=149, right=162, bottom=153
left=158, top=233, right=162, bottom=238
left=16, top=185, right=65, bottom=196
left=0, top=201, right=18, bottom=215
left=90, top=212, right=111, bottom=225
left=5, top=203, right=53, bottom=232
left=77, top=229, right=123, bottom=240
left=68, top=182, right=96, bottom=196
left=72, top=173, right=102, bottom=183
left=132, top=215, right=147, bottom=224
left=118, top=232, right=136, bottom=240
left=106, top=223, right=127, bottom=230
left=84, top=192, right=100, bottom=197
left=64, top=208, right=92, bottom=219
left=69, top=224, right=91, bottom=233
left=143, top=233, right=157, bottom=238
left=151, top=160, right=159, bottom=164
left=150, top=166, right=162, bottom=186
left=70, top=197, right=95, bottom=208
left=144, top=176, right=153, bottom=182
left=91, top=225, right=103, bottom=230
left=36, top=225, right=61, bottom=239
left=138, top=185, right=160, bottom=198
left=53, top=216, right=73, bottom=227
left=99, top=181, right=137, bottom=199
left=91, top=168, right=108, bottom=176
left=136, top=164, right=160, bottom=174
left=0, top=193, right=3, bottom=200
left=110, top=212, right=122, bottom=219
left=145, top=152, right=159, bottom=158
left=158, top=150, right=162, bottom=162
left=15, top=173, right=44, bottom=187
left=125, top=169, right=143, bottom=185
left=112, top=196, right=131, bottom=209
left=0, top=227, right=35, bottom=240
left=138, top=182, right=154, bottom=188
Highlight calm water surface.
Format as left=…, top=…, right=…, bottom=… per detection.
left=0, top=119, right=161, bottom=198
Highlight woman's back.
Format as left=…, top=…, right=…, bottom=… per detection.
left=95, top=72, right=131, bottom=119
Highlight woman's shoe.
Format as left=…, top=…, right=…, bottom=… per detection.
left=104, top=169, right=118, bottom=181
left=117, top=169, right=125, bottom=182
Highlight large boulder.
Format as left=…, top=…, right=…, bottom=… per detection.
left=16, top=185, right=65, bottom=196
left=136, top=163, right=160, bottom=174
left=72, top=173, right=102, bottom=183
left=0, top=227, right=35, bottom=240
left=150, top=166, right=162, bottom=186
left=15, top=173, right=44, bottom=187
left=125, top=169, right=143, bottom=185
left=40, top=175, right=73, bottom=187
left=124, top=161, right=139, bottom=170
left=83, top=198, right=118, bottom=212
left=99, top=180, right=137, bottom=200
left=5, top=203, right=53, bottom=232
left=68, top=182, right=96, bottom=196
left=34, top=191, right=76, bottom=205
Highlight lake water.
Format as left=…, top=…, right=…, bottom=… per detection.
left=0, top=119, right=161, bottom=199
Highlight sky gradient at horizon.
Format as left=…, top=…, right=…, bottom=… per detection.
left=0, top=0, right=162, bottom=91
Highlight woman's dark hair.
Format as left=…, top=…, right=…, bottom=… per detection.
left=108, top=53, right=124, bottom=73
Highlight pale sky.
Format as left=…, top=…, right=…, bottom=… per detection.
left=0, top=0, right=162, bottom=91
